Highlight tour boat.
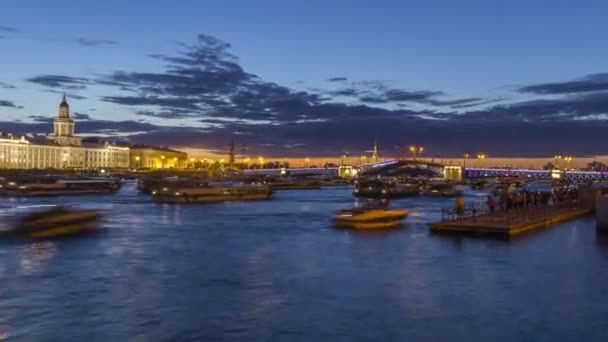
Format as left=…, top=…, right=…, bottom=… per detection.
left=420, top=181, right=463, bottom=197
left=5, top=205, right=104, bottom=239
left=332, top=204, right=408, bottom=230
left=152, top=184, right=272, bottom=204
left=0, top=178, right=121, bottom=196
left=354, top=179, right=419, bottom=198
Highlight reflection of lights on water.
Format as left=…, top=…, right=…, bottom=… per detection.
left=0, top=324, right=10, bottom=340
left=18, top=241, right=57, bottom=275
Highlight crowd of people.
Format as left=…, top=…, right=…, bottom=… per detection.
left=488, top=187, right=578, bottom=212
left=453, top=186, right=580, bottom=219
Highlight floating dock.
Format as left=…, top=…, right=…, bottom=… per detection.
left=429, top=204, right=593, bottom=237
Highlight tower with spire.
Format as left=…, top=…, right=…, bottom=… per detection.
left=228, top=138, right=236, bottom=166
left=371, top=140, right=379, bottom=163
left=51, top=94, right=82, bottom=146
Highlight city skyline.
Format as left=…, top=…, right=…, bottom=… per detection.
left=2, top=0, right=608, bottom=158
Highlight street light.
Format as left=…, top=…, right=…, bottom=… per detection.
left=564, top=156, right=572, bottom=170
left=409, top=145, right=424, bottom=160
left=554, top=155, right=562, bottom=169
left=305, top=157, right=310, bottom=167
left=258, top=156, right=264, bottom=167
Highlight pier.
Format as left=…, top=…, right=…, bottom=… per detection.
left=429, top=201, right=593, bottom=237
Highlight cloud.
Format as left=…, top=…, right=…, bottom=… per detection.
left=0, top=25, right=18, bottom=33
left=16, top=33, right=608, bottom=157
left=0, top=118, right=169, bottom=137
left=43, top=89, right=87, bottom=100
left=0, top=81, right=16, bottom=89
left=28, top=115, right=53, bottom=123
left=76, top=38, right=118, bottom=46
left=0, top=100, right=22, bottom=108
left=519, top=73, right=608, bottom=95
left=72, top=112, right=92, bottom=120
left=26, top=75, right=92, bottom=89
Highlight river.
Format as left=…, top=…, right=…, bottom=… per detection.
left=1, top=183, right=607, bottom=341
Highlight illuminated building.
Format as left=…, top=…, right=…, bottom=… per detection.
left=129, top=146, right=187, bottom=169
left=0, top=95, right=129, bottom=169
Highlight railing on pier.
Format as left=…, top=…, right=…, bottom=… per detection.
left=440, top=200, right=583, bottom=226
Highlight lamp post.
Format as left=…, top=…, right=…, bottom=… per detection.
left=258, top=156, right=264, bottom=168
left=160, top=155, right=166, bottom=169
left=564, top=156, right=572, bottom=170
left=305, top=157, right=310, bottom=168
left=409, top=145, right=424, bottom=160
left=135, top=155, right=141, bottom=169
left=554, top=155, right=562, bottom=169
left=463, top=153, right=469, bottom=170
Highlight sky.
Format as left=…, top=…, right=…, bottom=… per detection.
left=2, top=0, right=608, bottom=159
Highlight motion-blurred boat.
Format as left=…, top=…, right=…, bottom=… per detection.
left=420, top=181, right=463, bottom=197
left=0, top=178, right=121, bottom=196
left=332, top=205, right=408, bottom=230
left=5, top=205, right=104, bottom=239
left=354, top=179, right=419, bottom=198
left=152, top=184, right=272, bottom=204
left=268, top=180, right=321, bottom=190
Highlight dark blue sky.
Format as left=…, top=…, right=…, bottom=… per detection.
left=2, top=0, right=608, bottom=157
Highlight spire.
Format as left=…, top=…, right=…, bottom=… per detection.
left=371, top=140, right=379, bottom=163
left=58, top=94, right=70, bottom=118
left=228, top=138, right=236, bottom=166
left=60, top=94, right=68, bottom=107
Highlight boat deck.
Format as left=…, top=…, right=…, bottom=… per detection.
left=429, top=202, right=593, bottom=237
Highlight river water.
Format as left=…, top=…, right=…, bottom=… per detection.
left=1, top=183, right=607, bottom=341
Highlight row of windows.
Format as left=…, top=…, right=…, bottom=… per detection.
left=0, top=144, right=130, bottom=169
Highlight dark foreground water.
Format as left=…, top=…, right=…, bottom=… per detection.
left=1, top=183, right=608, bottom=341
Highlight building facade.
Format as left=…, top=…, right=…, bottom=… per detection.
left=0, top=96, right=130, bottom=169
left=130, top=146, right=188, bottom=169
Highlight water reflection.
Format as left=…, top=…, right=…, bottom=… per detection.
left=18, top=241, right=57, bottom=275
left=1, top=187, right=607, bottom=341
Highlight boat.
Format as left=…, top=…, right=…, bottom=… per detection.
left=0, top=178, right=121, bottom=196
left=152, top=184, right=272, bottom=204
left=420, top=181, right=463, bottom=197
left=332, top=205, right=408, bottom=230
left=354, top=179, right=419, bottom=198
left=4, top=205, right=104, bottom=239
left=137, top=177, right=200, bottom=194
left=268, top=180, right=321, bottom=190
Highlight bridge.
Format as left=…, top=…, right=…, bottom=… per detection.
left=242, top=161, right=608, bottom=182
left=243, top=167, right=339, bottom=177
left=242, top=159, right=455, bottom=178
left=465, top=168, right=608, bottom=181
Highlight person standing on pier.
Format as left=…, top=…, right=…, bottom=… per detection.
left=487, top=195, right=496, bottom=213
left=456, top=196, right=465, bottom=218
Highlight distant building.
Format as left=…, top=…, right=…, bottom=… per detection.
left=130, top=146, right=187, bottom=169
left=0, top=95, right=130, bottom=169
